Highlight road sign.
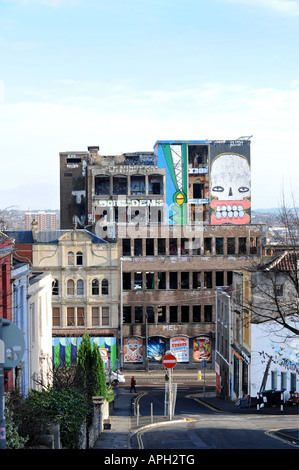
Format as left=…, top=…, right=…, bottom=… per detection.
left=162, top=353, right=177, bottom=369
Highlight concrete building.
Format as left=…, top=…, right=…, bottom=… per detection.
left=25, top=212, right=57, bottom=231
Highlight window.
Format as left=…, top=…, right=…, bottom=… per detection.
left=67, top=279, right=74, bottom=295
left=204, top=305, right=212, bottom=322
left=193, top=305, right=201, bottom=322
left=239, top=237, right=247, bottom=254
left=169, top=306, right=178, bottom=323
left=227, top=237, right=235, bottom=255
left=146, top=238, right=154, bottom=255
left=204, top=238, right=212, bottom=255
left=181, top=272, right=189, bottom=289
left=158, top=272, right=166, bottom=289
left=67, top=307, right=75, bottom=326
left=148, top=175, right=163, bottom=194
left=146, top=306, right=155, bottom=323
left=113, top=176, right=127, bottom=195
left=204, top=272, right=213, bottom=289
left=192, top=272, right=201, bottom=289
left=181, top=305, right=189, bottom=322
left=192, top=238, right=201, bottom=255
left=216, top=271, right=224, bottom=287
left=169, top=272, right=178, bottom=289
left=291, top=373, right=296, bottom=391
left=131, top=175, right=145, bottom=195
left=146, top=272, right=155, bottom=289
left=52, top=307, right=60, bottom=327
left=169, top=238, right=177, bottom=255
left=95, top=176, right=110, bottom=195
left=158, top=238, right=166, bottom=255
left=181, top=238, right=189, bottom=255
left=77, top=279, right=84, bottom=296
left=158, top=305, right=166, bottom=323
left=102, top=307, right=110, bottom=326
left=134, top=239, right=142, bottom=256
left=123, top=272, right=131, bottom=290
left=135, top=306, right=143, bottom=323
left=76, top=251, right=83, bottom=265
left=216, top=238, right=224, bottom=255
left=92, top=279, right=99, bottom=295
left=276, top=284, right=284, bottom=297
left=122, top=239, right=131, bottom=256
left=101, top=279, right=109, bottom=295
left=68, top=251, right=74, bottom=266
left=281, top=372, right=287, bottom=390
left=134, top=272, right=143, bottom=290
left=77, top=307, right=85, bottom=326
left=92, top=307, right=100, bottom=326
left=52, top=279, right=59, bottom=296
left=250, top=237, right=258, bottom=254
left=227, top=271, right=233, bottom=285
left=123, top=306, right=131, bottom=323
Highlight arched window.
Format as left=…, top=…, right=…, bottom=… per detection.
left=76, top=251, right=83, bottom=266
left=68, top=251, right=74, bottom=266
left=92, top=279, right=99, bottom=295
left=101, top=279, right=109, bottom=296
left=52, top=279, right=59, bottom=296
left=67, top=279, right=74, bottom=295
left=77, top=279, right=84, bottom=296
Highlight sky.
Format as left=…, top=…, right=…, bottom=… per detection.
left=0, top=0, right=298, bottom=211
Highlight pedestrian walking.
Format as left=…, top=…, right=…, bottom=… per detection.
left=130, top=376, right=137, bottom=393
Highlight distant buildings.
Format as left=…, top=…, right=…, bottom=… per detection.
left=25, top=211, right=57, bottom=231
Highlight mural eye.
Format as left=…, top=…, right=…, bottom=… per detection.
left=212, top=186, right=224, bottom=192
left=238, top=186, right=249, bottom=193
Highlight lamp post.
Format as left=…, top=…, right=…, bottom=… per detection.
left=120, top=257, right=123, bottom=370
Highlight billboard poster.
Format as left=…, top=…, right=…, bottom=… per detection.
left=148, top=337, right=166, bottom=362
left=193, top=335, right=212, bottom=363
left=124, top=336, right=143, bottom=363
left=170, top=336, right=189, bottom=362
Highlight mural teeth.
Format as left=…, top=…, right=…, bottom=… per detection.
left=239, top=210, right=244, bottom=218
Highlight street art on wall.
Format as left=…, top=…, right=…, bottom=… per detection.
left=193, top=335, right=212, bottom=363
left=156, top=142, right=188, bottom=225
left=52, top=336, right=117, bottom=369
left=148, top=337, right=166, bottom=362
left=124, top=336, right=143, bottom=363
left=210, top=152, right=251, bottom=225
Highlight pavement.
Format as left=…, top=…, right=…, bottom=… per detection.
left=92, top=370, right=299, bottom=450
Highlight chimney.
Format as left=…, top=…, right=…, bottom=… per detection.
left=31, top=218, right=38, bottom=241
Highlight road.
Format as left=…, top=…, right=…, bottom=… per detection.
left=128, top=384, right=298, bottom=450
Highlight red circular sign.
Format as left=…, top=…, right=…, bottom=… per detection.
left=162, top=353, right=177, bottom=369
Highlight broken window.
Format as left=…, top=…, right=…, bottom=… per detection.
left=131, top=175, right=145, bottom=195
left=169, top=306, right=178, bottom=323
left=227, top=237, right=235, bottom=255
left=146, top=238, right=154, bottom=255
left=193, top=305, right=201, bottom=322
left=181, top=238, right=189, bottom=255
left=216, top=238, right=224, bottom=255
left=158, top=238, right=166, bottom=255
left=192, top=272, right=201, bottom=289
left=95, top=176, right=110, bottom=195
left=135, top=306, right=143, bottom=323
left=181, top=272, right=189, bottom=289
left=123, top=306, right=131, bottom=323
left=188, top=144, right=208, bottom=167
left=193, top=182, right=204, bottom=199
left=157, top=305, right=166, bottom=323
left=216, top=271, right=224, bottom=286
left=181, top=305, right=189, bottom=322
left=204, top=272, right=213, bottom=289
left=239, top=237, right=247, bottom=254
left=204, top=305, right=212, bottom=322
left=227, top=271, right=233, bottom=285
left=158, top=272, right=166, bottom=289
left=134, top=272, right=143, bottom=290
left=204, top=238, right=212, bottom=255
left=148, top=175, right=163, bottom=195
left=192, top=238, right=201, bottom=255
left=169, top=238, right=177, bottom=255
left=146, top=306, right=155, bottom=323
left=250, top=236, right=258, bottom=254
left=123, top=272, right=131, bottom=290
left=169, top=272, right=178, bottom=289
left=134, top=239, right=142, bottom=256
left=113, top=176, right=127, bottom=195
left=122, top=238, right=131, bottom=256
left=146, top=272, right=155, bottom=289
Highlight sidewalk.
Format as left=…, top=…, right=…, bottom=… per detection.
left=93, top=379, right=299, bottom=449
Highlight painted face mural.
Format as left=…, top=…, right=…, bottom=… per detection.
left=210, top=153, right=251, bottom=224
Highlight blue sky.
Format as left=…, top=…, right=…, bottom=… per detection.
left=0, top=0, right=298, bottom=210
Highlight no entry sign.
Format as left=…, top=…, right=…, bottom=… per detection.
left=162, top=353, right=177, bottom=369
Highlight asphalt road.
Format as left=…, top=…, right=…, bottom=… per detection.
left=130, top=385, right=299, bottom=450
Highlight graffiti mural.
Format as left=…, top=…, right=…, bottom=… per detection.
left=124, top=336, right=143, bottom=363
left=193, top=335, right=212, bottom=363
left=148, top=337, right=166, bottom=362
left=210, top=152, right=251, bottom=225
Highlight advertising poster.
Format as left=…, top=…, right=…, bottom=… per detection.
left=193, top=335, right=212, bottom=363
left=148, top=337, right=166, bottom=362
left=124, top=336, right=143, bottom=363
left=170, top=336, right=189, bottom=362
